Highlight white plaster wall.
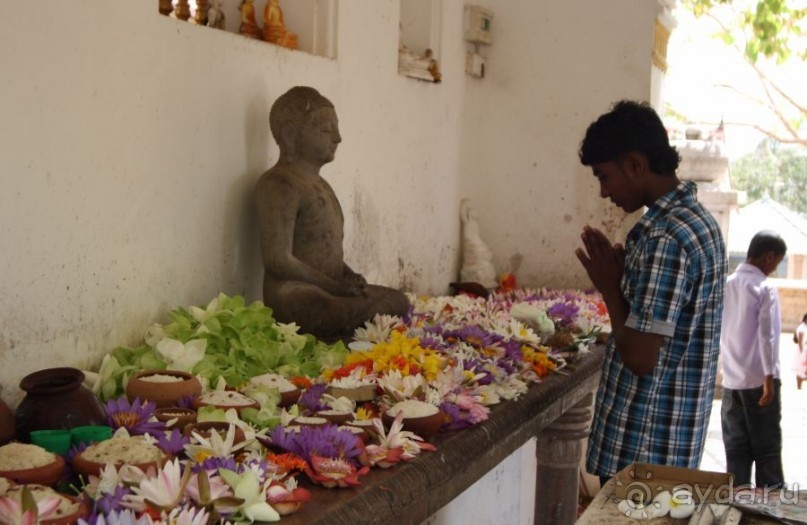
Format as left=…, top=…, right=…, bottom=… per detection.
left=0, top=1, right=465, bottom=402
left=422, top=439, right=537, bottom=525
left=459, top=0, right=660, bottom=288
left=0, top=0, right=658, bottom=404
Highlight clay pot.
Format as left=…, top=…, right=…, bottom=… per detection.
left=15, top=368, right=107, bottom=442
left=71, top=449, right=169, bottom=478
left=0, top=454, right=65, bottom=487
left=41, top=493, right=87, bottom=525
left=279, top=388, right=301, bottom=408
left=290, top=416, right=328, bottom=428
left=314, top=410, right=354, bottom=425
left=125, top=369, right=202, bottom=408
left=183, top=421, right=246, bottom=445
left=382, top=410, right=445, bottom=439
left=193, top=391, right=260, bottom=413
left=154, top=407, right=197, bottom=430
left=326, top=384, right=376, bottom=402
left=0, top=390, right=15, bottom=445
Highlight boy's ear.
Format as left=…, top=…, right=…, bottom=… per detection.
left=623, top=152, right=648, bottom=178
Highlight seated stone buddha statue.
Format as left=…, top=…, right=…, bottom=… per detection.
left=256, top=86, right=410, bottom=339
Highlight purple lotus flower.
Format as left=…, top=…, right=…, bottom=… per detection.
left=156, top=428, right=189, bottom=456
left=439, top=401, right=475, bottom=431
left=270, top=424, right=363, bottom=467
left=194, top=455, right=240, bottom=474
left=105, top=396, right=166, bottom=436
left=94, top=484, right=131, bottom=515
left=547, top=302, right=580, bottom=327
left=298, top=384, right=328, bottom=414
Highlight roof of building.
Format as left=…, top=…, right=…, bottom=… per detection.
left=728, top=195, right=807, bottom=254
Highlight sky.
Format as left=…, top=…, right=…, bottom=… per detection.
left=663, top=1, right=807, bottom=159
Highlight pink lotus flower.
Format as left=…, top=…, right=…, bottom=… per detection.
left=0, top=490, right=60, bottom=525
left=305, top=455, right=370, bottom=488
left=265, top=479, right=311, bottom=516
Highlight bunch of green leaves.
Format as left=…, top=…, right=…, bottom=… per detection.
left=95, top=293, right=348, bottom=400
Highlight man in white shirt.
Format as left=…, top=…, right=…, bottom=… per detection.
left=720, top=230, right=787, bottom=489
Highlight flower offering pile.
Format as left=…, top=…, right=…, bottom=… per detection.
left=1, top=289, right=608, bottom=524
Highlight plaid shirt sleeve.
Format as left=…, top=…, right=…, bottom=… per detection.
left=625, top=233, right=691, bottom=339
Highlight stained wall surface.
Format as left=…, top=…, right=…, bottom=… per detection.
left=0, top=0, right=660, bottom=402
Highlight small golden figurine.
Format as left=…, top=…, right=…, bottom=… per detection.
left=263, top=0, right=298, bottom=49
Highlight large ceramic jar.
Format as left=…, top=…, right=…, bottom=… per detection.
left=0, top=385, right=15, bottom=445
left=15, top=367, right=107, bottom=442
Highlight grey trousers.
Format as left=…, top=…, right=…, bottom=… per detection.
left=721, top=380, right=784, bottom=489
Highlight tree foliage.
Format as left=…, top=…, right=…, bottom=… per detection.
left=678, top=0, right=807, bottom=147
left=731, top=143, right=807, bottom=212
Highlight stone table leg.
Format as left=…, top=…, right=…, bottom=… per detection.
left=534, top=392, right=595, bottom=525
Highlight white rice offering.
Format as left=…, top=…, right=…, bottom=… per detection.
left=387, top=400, right=439, bottom=418
left=292, top=416, right=327, bottom=425
left=338, top=426, right=365, bottom=436
left=5, top=484, right=80, bottom=517
left=81, top=436, right=165, bottom=465
left=198, top=390, right=256, bottom=406
left=138, top=373, right=185, bottom=383
left=248, top=373, right=297, bottom=393
left=346, top=419, right=375, bottom=428
left=0, top=443, right=57, bottom=471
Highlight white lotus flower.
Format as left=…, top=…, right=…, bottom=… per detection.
left=123, top=458, right=187, bottom=512
left=155, top=338, right=206, bottom=371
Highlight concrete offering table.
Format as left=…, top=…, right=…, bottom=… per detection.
left=280, top=346, right=605, bottom=525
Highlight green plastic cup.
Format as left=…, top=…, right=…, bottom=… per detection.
left=30, top=429, right=72, bottom=455
left=70, top=425, right=113, bottom=446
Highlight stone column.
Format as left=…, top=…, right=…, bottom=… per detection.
left=534, top=392, right=595, bottom=525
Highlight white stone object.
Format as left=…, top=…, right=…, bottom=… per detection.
left=459, top=198, right=498, bottom=289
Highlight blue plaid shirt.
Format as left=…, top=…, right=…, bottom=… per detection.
left=586, top=181, right=726, bottom=477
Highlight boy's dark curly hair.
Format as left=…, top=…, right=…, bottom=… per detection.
left=579, top=100, right=680, bottom=176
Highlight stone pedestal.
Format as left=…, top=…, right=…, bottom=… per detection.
left=535, top=392, right=594, bottom=525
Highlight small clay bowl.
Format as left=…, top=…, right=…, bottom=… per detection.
left=279, top=388, right=301, bottom=408
left=71, top=440, right=168, bottom=478
left=0, top=454, right=65, bottom=487
left=42, top=492, right=87, bottom=525
left=183, top=421, right=246, bottom=445
left=125, top=369, right=202, bottom=408
left=154, top=407, right=197, bottom=430
left=72, top=452, right=168, bottom=478
left=193, top=391, right=260, bottom=413
left=382, top=410, right=445, bottom=439
left=290, top=416, right=328, bottom=428
left=338, top=425, right=369, bottom=443
left=314, top=410, right=354, bottom=425
left=327, top=384, right=376, bottom=402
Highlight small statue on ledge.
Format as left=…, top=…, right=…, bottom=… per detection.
left=263, top=0, right=298, bottom=49
left=256, top=87, right=410, bottom=339
left=207, top=0, right=226, bottom=30
left=239, top=0, right=261, bottom=39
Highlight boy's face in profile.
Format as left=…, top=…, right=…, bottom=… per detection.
left=762, top=252, right=785, bottom=276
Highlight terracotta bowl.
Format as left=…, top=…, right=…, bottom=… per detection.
left=41, top=493, right=87, bottom=525
left=183, top=421, right=246, bottom=445
left=327, top=384, right=376, bottom=402
left=71, top=449, right=168, bottom=478
left=193, top=392, right=260, bottom=413
left=337, top=425, right=369, bottom=443
left=154, top=407, right=197, bottom=430
left=0, top=454, right=65, bottom=487
left=382, top=410, right=445, bottom=439
left=314, top=410, right=354, bottom=425
left=290, top=416, right=328, bottom=428
left=125, top=369, right=202, bottom=408
left=279, top=388, right=301, bottom=408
